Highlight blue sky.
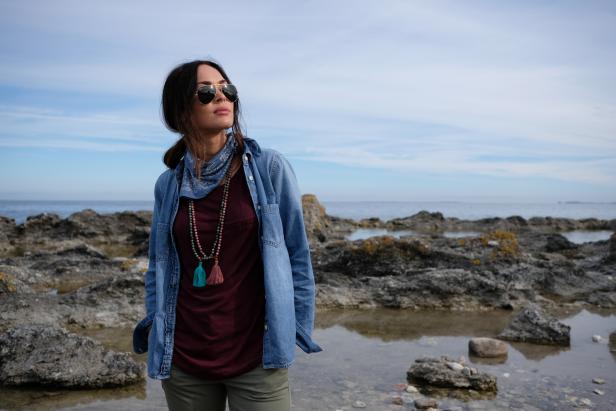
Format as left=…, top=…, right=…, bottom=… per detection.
left=1, top=0, right=615, bottom=202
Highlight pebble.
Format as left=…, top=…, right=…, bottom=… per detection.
left=592, top=334, right=602, bottom=342
left=446, top=362, right=464, bottom=371
left=502, top=372, right=510, bottom=378
left=406, top=385, right=419, bottom=393
left=592, top=377, right=605, bottom=384
left=352, top=400, right=366, bottom=408
left=391, top=396, right=404, bottom=405
left=414, top=397, right=438, bottom=409
left=579, top=398, right=593, bottom=406
left=593, top=389, right=604, bottom=396
left=565, top=395, right=578, bottom=403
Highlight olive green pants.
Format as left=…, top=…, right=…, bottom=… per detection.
left=161, top=363, right=291, bottom=411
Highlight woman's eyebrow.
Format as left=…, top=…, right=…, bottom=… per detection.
left=198, top=79, right=228, bottom=85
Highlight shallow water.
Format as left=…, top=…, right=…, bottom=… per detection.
left=1, top=308, right=615, bottom=410
left=443, top=231, right=482, bottom=239
left=560, top=230, right=613, bottom=244
left=346, top=228, right=613, bottom=245
left=346, top=229, right=483, bottom=241
left=346, top=229, right=418, bottom=241
left=346, top=228, right=488, bottom=241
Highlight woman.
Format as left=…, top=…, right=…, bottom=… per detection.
left=132, top=59, right=322, bottom=411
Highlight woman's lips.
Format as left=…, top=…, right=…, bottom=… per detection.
left=214, top=109, right=230, bottom=115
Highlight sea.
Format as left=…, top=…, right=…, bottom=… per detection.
left=1, top=199, right=615, bottom=224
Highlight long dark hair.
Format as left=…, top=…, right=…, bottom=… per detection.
left=161, top=59, right=246, bottom=173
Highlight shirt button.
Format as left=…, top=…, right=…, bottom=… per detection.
left=264, top=323, right=268, bottom=331
left=257, top=205, right=261, bottom=210
left=248, top=175, right=254, bottom=181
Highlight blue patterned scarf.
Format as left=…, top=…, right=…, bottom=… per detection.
left=179, top=132, right=237, bottom=200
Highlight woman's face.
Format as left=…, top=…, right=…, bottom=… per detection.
left=191, top=64, right=235, bottom=134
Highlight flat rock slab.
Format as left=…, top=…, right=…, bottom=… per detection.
left=0, top=324, right=144, bottom=388
left=497, top=304, right=570, bottom=346
left=469, top=337, right=508, bottom=357
left=407, top=356, right=497, bottom=392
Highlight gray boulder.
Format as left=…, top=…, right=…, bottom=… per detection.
left=407, top=356, right=497, bottom=392
left=0, top=324, right=144, bottom=387
left=545, top=234, right=577, bottom=252
left=497, top=305, right=570, bottom=346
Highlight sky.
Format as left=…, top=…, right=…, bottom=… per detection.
left=1, top=0, right=615, bottom=203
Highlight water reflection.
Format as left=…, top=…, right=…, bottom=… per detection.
left=316, top=309, right=512, bottom=341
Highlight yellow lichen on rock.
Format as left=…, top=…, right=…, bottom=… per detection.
left=359, top=236, right=395, bottom=255
left=0, top=271, right=17, bottom=293
left=120, top=258, right=137, bottom=271
left=480, top=230, right=520, bottom=260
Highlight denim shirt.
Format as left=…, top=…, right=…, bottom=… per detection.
left=132, top=137, right=322, bottom=380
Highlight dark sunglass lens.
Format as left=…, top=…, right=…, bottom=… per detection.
left=197, top=86, right=216, bottom=104
left=222, top=84, right=238, bottom=102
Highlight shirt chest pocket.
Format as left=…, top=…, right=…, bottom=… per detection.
left=260, top=203, right=283, bottom=248
left=155, top=222, right=170, bottom=261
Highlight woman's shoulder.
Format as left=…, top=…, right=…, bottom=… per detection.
left=154, top=168, right=175, bottom=194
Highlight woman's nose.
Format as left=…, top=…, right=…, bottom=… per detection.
left=214, top=86, right=225, bottom=102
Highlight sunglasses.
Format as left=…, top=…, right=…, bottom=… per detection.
left=195, top=83, right=239, bottom=105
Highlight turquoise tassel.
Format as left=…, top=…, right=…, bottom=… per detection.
left=193, top=261, right=207, bottom=287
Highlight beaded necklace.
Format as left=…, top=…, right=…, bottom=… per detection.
left=188, top=154, right=235, bottom=287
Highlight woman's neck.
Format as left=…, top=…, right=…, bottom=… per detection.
left=197, top=130, right=228, bottom=162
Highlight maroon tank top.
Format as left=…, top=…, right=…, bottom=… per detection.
left=171, top=164, right=265, bottom=379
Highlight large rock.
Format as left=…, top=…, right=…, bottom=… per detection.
left=545, top=234, right=577, bottom=252
left=0, top=216, right=17, bottom=254
left=497, top=305, right=570, bottom=346
left=407, top=356, right=497, bottom=392
left=315, top=236, right=432, bottom=278
left=0, top=324, right=144, bottom=387
left=2, top=210, right=152, bottom=258
left=302, top=194, right=330, bottom=243
left=388, top=210, right=445, bottom=231
left=468, top=337, right=508, bottom=358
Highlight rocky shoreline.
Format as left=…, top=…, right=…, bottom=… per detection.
left=0, top=195, right=615, bottom=391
